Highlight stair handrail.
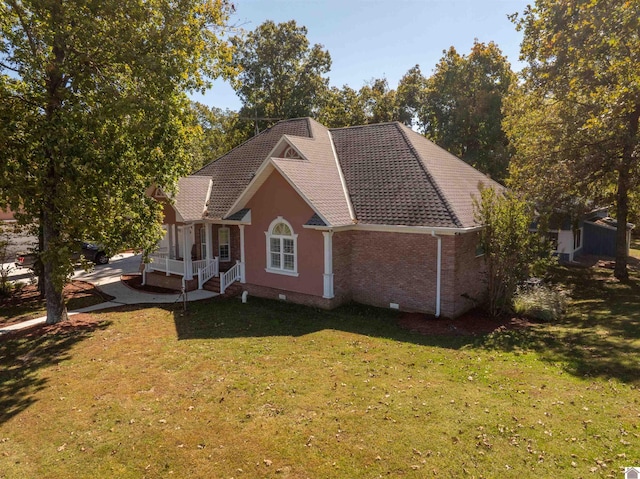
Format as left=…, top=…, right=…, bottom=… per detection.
left=197, top=257, right=220, bottom=290
left=220, top=260, right=241, bottom=294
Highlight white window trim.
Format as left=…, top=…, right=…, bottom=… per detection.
left=200, top=226, right=207, bottom=260
left=265, top=216, right=299, bottom=277
left=218, top=226, right=231, bottom=262
left=573, top=227, right=583, bottom=250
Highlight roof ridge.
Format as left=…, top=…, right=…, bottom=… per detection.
left=192, top=118, right=312, bottom=175
left=327, top=130, right=356, bottom=222
left=329, top=120, right=402, bottom=133
left=395, top=123, right=463, bottom=228
left=404, top=124, right=504, bottom=185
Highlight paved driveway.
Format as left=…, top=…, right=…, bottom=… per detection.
left=1, top=252, right=218, bottom=334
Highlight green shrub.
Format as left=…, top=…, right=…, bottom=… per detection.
left=513, top=284, right=568, bottom=322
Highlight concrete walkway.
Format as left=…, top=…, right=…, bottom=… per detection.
left=1, top=252, right=218, bottom=335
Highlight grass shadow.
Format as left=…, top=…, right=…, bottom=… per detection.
left=171, top=297, right=474, bottom=351
left=481, top=265, right=640, bottom=384
left=0, top=319, right=111, bottom=425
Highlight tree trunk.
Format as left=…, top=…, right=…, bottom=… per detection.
left=613, top=168, right=629, bottom=281
left=37, top=214, right=45, bottom=297
left=614, top=107, right=639, bottom=281
left=43, top=265, right=68, bottom=324
left=42, top=0, right=68, bottom=324
left=42, top=208, right=68, bottom=324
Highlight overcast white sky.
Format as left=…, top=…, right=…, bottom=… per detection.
left=191, top=0, right=530, bottom=111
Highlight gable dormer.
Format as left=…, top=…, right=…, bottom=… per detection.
left=267, top=135, right=307, bottom=161
left=282, top=145, right=302, bottom=159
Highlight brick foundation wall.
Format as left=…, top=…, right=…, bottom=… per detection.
left=339, top=230, right=486, bottom=318
left=453, top=232, right=487, bottom=315
left=145, top=271, right=198, bottom=292
left=242, top=282, right=343, bottom=310
left=332, top=231, right=353, bottom=304
left=348, top=231, right=438, bottom=314
left=439, top=232, right=486, bottom=318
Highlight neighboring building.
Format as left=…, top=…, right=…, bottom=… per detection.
left=145, top=118, right=502, bottom=318
left=534, top=208, right=634, bottom=262
left=0, top=207, right=17, bottom=222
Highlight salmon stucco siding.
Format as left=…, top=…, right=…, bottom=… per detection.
left=161, top=199, right=177, bottom=225
left=243, top=170, right=325, bottom=297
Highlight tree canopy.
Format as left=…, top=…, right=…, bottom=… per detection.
left=0, top=0, right=234, bottom=323
left=230, top=20, right=331, bottom=130
left=316, top=84, right=367, bottom=128
left=504, top=0, right=640, bottom=280
left=474, top=187, right=552, bottom=317
left=190, top=102, right=249, bottom=169
left=413, top=41, right=514, bottom=182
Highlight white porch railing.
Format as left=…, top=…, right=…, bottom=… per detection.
left=166, top=259, right=183, bottom=275
left=147, top=254, right=184, bottom=276
left=198, top=257, right=219, bottom=289
left=192, top=259, right=207, bottom=276
left=220, top=260, right=242, bottom=294
left=148, top=253, right=222, bottom=290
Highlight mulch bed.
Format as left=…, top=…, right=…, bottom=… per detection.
left=398, top=309, right=533, bottom=336
left=121, top=274, right=180, bottom=294
left=2, top=280, right=108, bottom=307
left=1, top=280, right=114, bottom=339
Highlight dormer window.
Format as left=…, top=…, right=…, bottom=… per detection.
left=282, top=146, right=301, bottom=159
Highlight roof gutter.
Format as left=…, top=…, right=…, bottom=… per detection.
left=303, top=223, right=484, bottom=235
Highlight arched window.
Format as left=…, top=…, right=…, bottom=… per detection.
left=282, top=146, right=301, bottom=159
left=265, top=217, right=298, bottom=276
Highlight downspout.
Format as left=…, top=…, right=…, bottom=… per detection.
left=431, top=231, right=442, bottom=318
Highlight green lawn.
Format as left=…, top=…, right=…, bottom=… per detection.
left=0, top=266, right=639, bottom=478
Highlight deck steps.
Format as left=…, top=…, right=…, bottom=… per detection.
left=203, top=277, right=243, bottom=297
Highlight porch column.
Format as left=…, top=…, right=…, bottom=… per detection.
left=205, top=223, right=212, bottom=262
left=183, top=225, right=193, bottom=280
left=239, top=224, right=246, bottom=283
left=170, top=224, right=176, bottom=259
left=322, top=231, right=334, bottom=299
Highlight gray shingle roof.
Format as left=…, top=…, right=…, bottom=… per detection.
left=305, top=213, right=327, bottom=226
left=399, top=125, right=502, bottom=228
left=330, top=123, right=461, bottom=227
left=224, top=208, right=250, bottom=222
left=173, top=176, right=211, bottom=222
left=177, top=117, right=502, bottom=229
left=194, top=118, right=312, bottom=220
left=272, top=119, right=353, bottom=226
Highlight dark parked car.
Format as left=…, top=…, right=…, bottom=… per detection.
left=15, top=242, right=109, bottom=269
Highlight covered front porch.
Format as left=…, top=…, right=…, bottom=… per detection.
left=144, top=221, right=247, bottom=294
